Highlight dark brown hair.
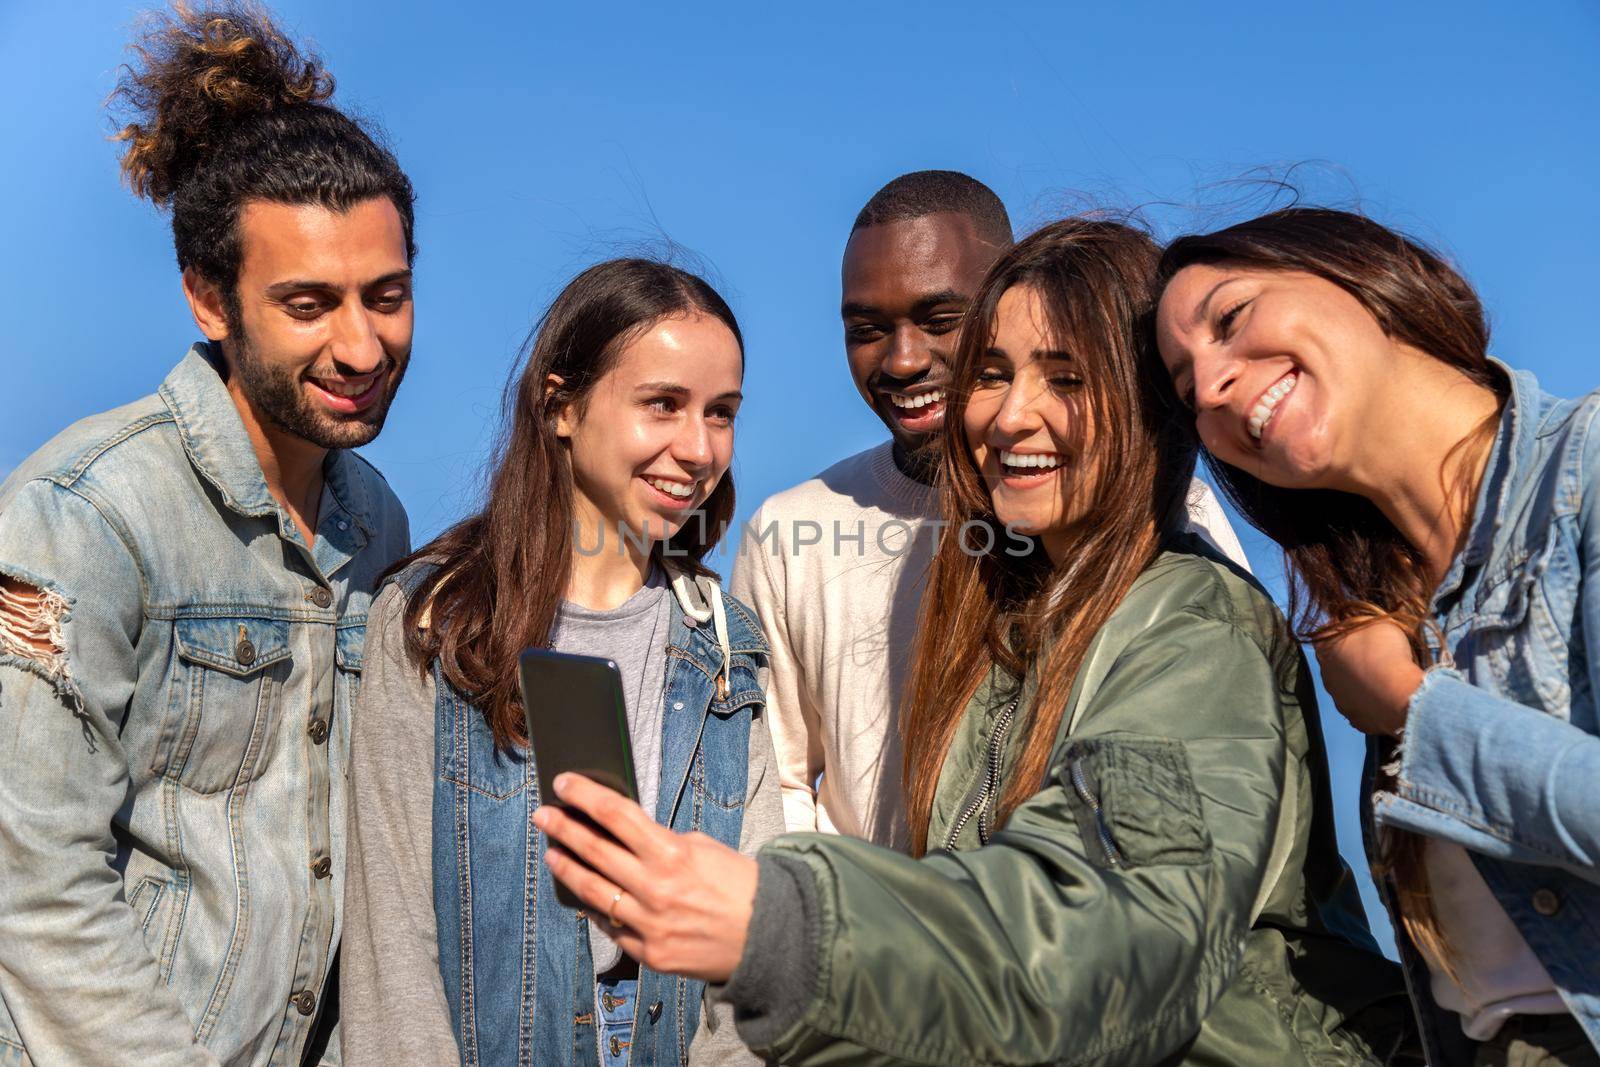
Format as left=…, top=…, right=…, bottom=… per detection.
left=902, top=218, right=1196, bottom=856
left=111, top=2, right=415, bottom=324
left=1157, top=206, right=1508, bottom=966
left=388, top=259, right=741, bottom=750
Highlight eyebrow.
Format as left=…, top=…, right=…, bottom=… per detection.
left=636, top=382, right=743, bottom=402
left=1191, top=277, right=1239, bottom=327
left=263, top=269, right=413, bottom=299
left=910, top=290, right=969, bottom=316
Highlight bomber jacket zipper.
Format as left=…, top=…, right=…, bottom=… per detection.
left=945, top=696, right=1019, bottom=850
left=1068, top=757, right=1124, bottom=867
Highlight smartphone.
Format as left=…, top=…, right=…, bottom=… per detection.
left=519, top=647, right=640, bottom=909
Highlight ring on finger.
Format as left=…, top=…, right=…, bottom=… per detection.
left=607, top=890, right=626, bottom=927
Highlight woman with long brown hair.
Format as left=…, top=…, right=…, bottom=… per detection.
left=532, top=219, right=1413, bottom=1065
left=340, top=258, right=783, bottom=1067
left=1156, top=207, right=1600, bottom=1066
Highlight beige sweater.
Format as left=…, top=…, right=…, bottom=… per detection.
left=729, top=441, right=1250, bottom=849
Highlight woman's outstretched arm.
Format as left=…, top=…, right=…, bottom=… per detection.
left=541, top=606, right=1294, bottom=1067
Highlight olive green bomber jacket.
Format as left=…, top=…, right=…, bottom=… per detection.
left=736, top=544, right=1416, bottom=1066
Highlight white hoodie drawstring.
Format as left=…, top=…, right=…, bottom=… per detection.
left=668, top=568, right=732, bottom=699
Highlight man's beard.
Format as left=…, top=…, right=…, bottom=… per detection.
left=231, top=327, right=408, bottom=450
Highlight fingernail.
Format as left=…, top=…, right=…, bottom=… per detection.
left=553, top=773, right=570, bottom=796
left=532, top=809, right=549, bottom=830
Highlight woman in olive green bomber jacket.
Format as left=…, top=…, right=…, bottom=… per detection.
left=535, top=218, right=1419, bottom=1066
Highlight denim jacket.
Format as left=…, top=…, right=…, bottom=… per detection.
left=0, top=345, right=409, bottom=1066
left=390, top=562, right=768, bottom=1067
left=1367, top=362, right=1600, bottom=1063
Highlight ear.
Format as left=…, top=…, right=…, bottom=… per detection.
left=546, top=373, right=579, bottom=439
left=182, top=267, right=232, bottom=342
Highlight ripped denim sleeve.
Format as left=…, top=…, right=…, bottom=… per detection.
left=0, top=479, right=143, bottom=722
left=0, top=569, right=76, bottom=702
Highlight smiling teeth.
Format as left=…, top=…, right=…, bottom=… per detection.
left=314, top=377, right=373, bottom=398
left=999, top=450, right=1064, bottom=471
left=647, top=478, right=695, bottom=499
left=1248, top=373, right=1298, bottom=440
left=890, top=389, right=946, bottom=410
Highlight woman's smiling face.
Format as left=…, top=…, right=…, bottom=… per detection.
left=557, top=311, right=743, bottom=548
left=963, top=283, right=1098, bottom=562
left=1155, top=262, right=1397, bottom=492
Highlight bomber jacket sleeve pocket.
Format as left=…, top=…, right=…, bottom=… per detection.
left=1060, top=737, right=1211, bottom=869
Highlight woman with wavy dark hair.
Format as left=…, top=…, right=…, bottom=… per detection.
left=532, top=219, right=1413, bottom=1066
left=341, top=258, right=782, bottom=1067
left=1156, top=207, right=1600, bottom=1066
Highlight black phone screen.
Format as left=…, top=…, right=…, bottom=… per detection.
left=519, top=647, right=640, bottom=909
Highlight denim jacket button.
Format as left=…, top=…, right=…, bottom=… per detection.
left=293, top=989, right=317, bottom=1016
left=235, top=638, right=256, bottom=667
left=308, top=719, right=329, bottom=745
left=1532, top=888, right=1562, bottom=916
left=310, top=856, right=332, bottom=879
left=309, top=586, right=333, bottom=609
left=647, top=1000, right=663, bottom=1023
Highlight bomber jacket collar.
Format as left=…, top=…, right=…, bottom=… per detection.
left=1434, top=359, right=1539, bottom=605
left=158, top=342, right=381, bottom=537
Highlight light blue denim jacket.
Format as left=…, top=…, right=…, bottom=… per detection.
left=0, top=344, right=408, bottom=1066
left=1366, top=362, right=1600, bottom=1063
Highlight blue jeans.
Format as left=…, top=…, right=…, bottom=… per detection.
left=596, top=977, right=637, bottom=1067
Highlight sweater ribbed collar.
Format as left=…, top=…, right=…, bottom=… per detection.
left=865, top=441, right=940, bottom=516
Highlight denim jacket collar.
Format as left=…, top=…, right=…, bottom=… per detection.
left=1431, top=358, right=1537, bottom=607
left=158, top=342, right=382, bottom=540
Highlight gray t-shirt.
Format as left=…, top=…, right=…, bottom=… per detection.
left=547, top=569, right=673, bottom=974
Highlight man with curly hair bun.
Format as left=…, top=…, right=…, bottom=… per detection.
left=0, top=4, right=414, bottom=1064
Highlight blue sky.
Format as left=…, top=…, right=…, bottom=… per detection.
left=4, top=0, right=1599, bottom=957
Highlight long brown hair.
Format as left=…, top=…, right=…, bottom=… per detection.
left=387, top=259, right=741, bottom=750
left=1157, top=207, right=1509, bottom=965
left=902, top=218, right=1197, bottom=856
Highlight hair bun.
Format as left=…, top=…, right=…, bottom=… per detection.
left=112, top=1, right=335, bottom=204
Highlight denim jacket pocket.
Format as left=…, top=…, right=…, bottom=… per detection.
left=690, top=749, right=748, bottom=811
left=335, top=621, right=364, bottom=676
left=691, top=672, right=759, bottom=812
left=1455, top=526, right=1572, bottom=711
left=438, top=681, right=531, bottom=802
left=124, top=861, right=186, bottom=981
left=713, top=686, right=764, bottom=719
left=155, top=615, right=291, bottom=794
left=128, top=875, right=165, bottom=934
left=711, top=653, right=764, bottom=718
